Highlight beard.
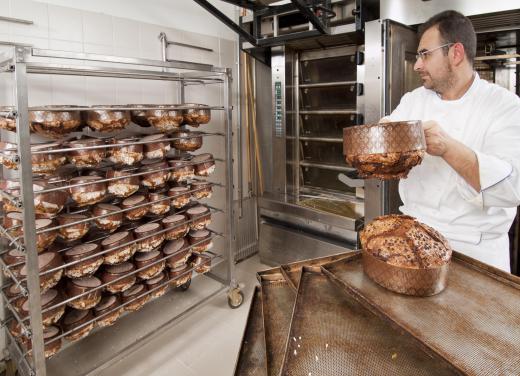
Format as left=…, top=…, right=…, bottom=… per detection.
left=421, top=63, right=455, bottom=95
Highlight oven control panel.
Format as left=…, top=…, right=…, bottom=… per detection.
left=274, top=81, right=283, bottom=137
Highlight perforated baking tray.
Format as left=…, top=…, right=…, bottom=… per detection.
left=252, top=254, right=354, bottom=375
left=280, top=266, right=460, bottom=376
left=322, top=251, right=520, bottom=376
left=258, top=272, right=295, bottom=376
left=280, top=252, right=354, bottom=291
left=234, top=286, right=267, bottom=376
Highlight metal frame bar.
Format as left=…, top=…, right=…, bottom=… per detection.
left=193, top=0, right=258, bottom=46
left=475, top=53, right=520, bottom=60
left=30, top=49, right=222, bottom=73
left=25, top=63, right=221, bottom=82
left=158, top=32, right=213, bottom=63
left=297, top=136, right=343, bottom=142
left=297, top=109, right=358, bottom=115
left=0, top=16, right=33, bottom=25
left=218, top=0, right=260, bottom=10
left=167, top=41, right=214, bottom=53
left=0, top=43, right=236, bottom=376
left=299, top=161, right=356, bottom=172
left=298, top=80, right=357, bottom=88
left=290, top=0, right=329, bottom=34
left=237, top=41, right=243, bottom=218
left=193, top=0, right=332, bottom=49
left=294, top=51, right=301, bottom=203
left=223, top=67, right=237, bottom=289
left=26, top=105, right=224, bottom=111
left=13, top=45, right=47, bottom=376
left=258, top=29, right=323, bottom=46
left=255, top=2, right=297, bottom=18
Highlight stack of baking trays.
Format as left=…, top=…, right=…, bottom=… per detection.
left=235, top=251, right=520, bottom=375
left=0, top=103, right=220, bottom=358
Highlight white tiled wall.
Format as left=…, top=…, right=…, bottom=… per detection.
left=0, top=0, right=238, bottom=109
left=37, top=0, right=237, bottom=41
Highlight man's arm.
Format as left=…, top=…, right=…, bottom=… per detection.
left=422, top=121, right=481, bottom=191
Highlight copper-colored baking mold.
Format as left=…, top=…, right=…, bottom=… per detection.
left=343, top=121, right=426, bottom=180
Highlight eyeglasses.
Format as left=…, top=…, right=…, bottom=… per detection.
left=415, top=43, right=454, bottom=61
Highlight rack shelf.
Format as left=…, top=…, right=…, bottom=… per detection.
left=0, top=45, right=238, bottom=376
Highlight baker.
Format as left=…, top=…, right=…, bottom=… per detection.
left=383, top=10, right=520, bottom=272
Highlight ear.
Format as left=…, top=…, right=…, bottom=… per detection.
left=451, top=42, right=466, bottom=66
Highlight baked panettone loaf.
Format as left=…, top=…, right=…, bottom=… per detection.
left=346, top=150, right=425, bottom=179
left=343, top=121, right=426, bottom=180
left=360, top=215, right=452, bottom=268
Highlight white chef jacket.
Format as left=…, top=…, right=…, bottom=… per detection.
left=387, top=73, right=520, bottom=272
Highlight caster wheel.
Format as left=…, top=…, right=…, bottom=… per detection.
left=179, top=279, right=191, bottom=291
left=228, top=288, right=244, bottom=309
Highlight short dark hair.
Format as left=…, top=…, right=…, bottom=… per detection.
left=419, top=10, right=477, bottom=64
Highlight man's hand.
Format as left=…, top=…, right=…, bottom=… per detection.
left=422, top=120, right=454, bottom=156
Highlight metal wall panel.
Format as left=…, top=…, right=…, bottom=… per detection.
left=235, top=197, right=259, bottom=262
left=380, top=0, right=520, bottom=26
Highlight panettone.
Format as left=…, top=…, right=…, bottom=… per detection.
left=343, top=121, right=426, bottom=180
left=346, top=150, right=425, bottom=179
left=360, top=215, right=452, bottom=269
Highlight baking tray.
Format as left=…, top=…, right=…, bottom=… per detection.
left=258, top=272, right=295, bottom=376
left=280, top=266, right=459, bottom=376
left=280, top=252, right=354, bottom=292
left=252, top=252, right=361, bottom=375
left=234, top=286, right=267, bottom=376
left=256, top=252, right=355, bottom=292
left=322, top=251, right=520, bottom=376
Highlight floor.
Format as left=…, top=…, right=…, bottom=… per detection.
left=97, top=255, right=269, bottom=376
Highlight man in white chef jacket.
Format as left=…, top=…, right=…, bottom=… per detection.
left=384, top=10, right=520, bottom=272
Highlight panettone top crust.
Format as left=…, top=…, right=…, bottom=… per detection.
left=360, top=214, right=453, bottom=268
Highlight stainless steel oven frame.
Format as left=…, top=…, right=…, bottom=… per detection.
left=258, top=19, right=420, bottom=266
left=259, top=42, right=366, bottom=265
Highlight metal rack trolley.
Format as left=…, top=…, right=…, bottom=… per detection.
left=0, top=44, right=242, bottom=376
